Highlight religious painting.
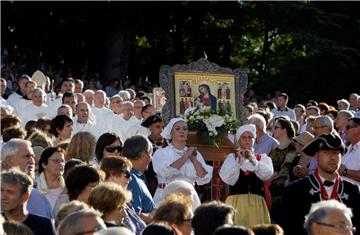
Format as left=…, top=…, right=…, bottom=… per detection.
left=153, top=87, right=166, bottom=113
left=174, top=72, right=236, bottom=117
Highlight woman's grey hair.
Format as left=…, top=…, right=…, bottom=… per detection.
left=315, top=115, right=334, bottom=132
left=55, top=200, right=90, bottom=229
left=57, top=209, right=105, bottom=235
left=161, top=180, right=201, bottom=212
left=94, top=227, right=134, bottom=235
left=337, top=99, right=350, bottom=109
left=122, top=135, right=153, bottom=160
left=303, top=200, right=353, bottom=235
left=248, top=114, right=266, bottom=133
left=1, top=138, right=32, bottom=162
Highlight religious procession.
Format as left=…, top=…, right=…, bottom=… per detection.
left=1, top=2, right=360, bottom=235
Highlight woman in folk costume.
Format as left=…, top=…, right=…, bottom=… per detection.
left=152, top=117, right=213, bottom=206
left=219, top=124, right=274, bottom=227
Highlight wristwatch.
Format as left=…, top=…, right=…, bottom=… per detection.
left=342, top=168, right=348, bottom=176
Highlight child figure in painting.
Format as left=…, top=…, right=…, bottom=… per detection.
left=195, top=84, right=217, bottom=111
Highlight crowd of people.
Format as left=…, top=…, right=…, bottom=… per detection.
left=1, top=72, right=360, bottom=235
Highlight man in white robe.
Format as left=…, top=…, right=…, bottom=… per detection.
left=12, top=80, right=37, bottom=116
left=92, top=90, right=115, bottom=132
left=0, top=78, right=14, bottom=116
left=6, top=74, right=30, bottom=109
left=83, top=89, right=95, bottom=107
left=72, top=102, right=105, bottom=140
left=17, top=88, right=51, bottom=127
left=1, top=78, right=9, bottom=105
left=112, top=101, right=139, bottom=141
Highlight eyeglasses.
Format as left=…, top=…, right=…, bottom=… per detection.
left=274, top=126, right=283, bottom=129
left=313, top=125, right=327, bottom=129
left=121, top=169, right=131, bottom=179
left=315, top=222, right=356, bottom=234
left=105, top=145, right=122, bottom=153
left=48, top=158, right=65, bottom=164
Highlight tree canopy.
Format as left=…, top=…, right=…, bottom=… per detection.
left=2, top=1, right=359, bottom=104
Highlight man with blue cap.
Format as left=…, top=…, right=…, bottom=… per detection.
left=280, top=133, right=360, bottom=235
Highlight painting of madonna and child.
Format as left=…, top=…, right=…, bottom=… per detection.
left=174, top=72, right=236, bottom=117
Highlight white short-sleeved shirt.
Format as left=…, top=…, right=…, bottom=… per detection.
left=342, top=141, right=360, bottom=187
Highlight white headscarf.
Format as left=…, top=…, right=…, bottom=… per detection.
left=235, top=124, right=256, bottom=143
left=161, top=118, right=187, bottom=140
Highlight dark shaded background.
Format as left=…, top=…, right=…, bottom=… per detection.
left=2, top=1, right=360, bottom=105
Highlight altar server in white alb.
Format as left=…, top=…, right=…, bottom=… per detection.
left=72, top=102, right=105, bottom=140
left=6, top=75, right=30, bottom=109
left=220, top=124, right=274, bottom=228
left=92, top=90, right=115, bottom=132
left=113, top=101, right=140, bottom=141
left=12, top=80, right=36, bottom=116
left=17, top=87, right=52, bottom=127
left=152, top=118, right=213, bottom=206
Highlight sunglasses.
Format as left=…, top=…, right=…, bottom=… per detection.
left=121, top=169, right=131, bottom=179
left=105, top=145, right=123, bottom=153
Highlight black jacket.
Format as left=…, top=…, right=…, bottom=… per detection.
left=280, top=173, right=360, bottom=235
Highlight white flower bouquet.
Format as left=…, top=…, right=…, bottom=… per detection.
left=184, top=106, right=239, bottom=148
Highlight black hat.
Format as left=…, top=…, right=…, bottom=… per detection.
left=303, top=133, right=346, bottom=156
left=141, top=113, right=163, bottom=128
